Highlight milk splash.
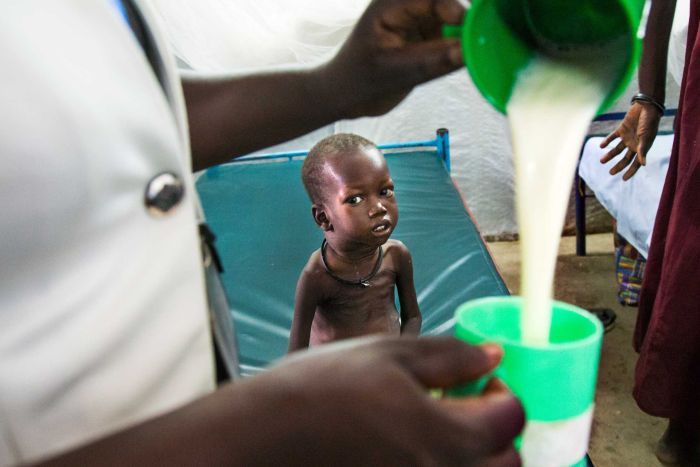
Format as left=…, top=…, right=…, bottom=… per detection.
left=507, top=57, right=613, bottom=344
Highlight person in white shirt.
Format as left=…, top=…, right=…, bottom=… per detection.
left=0, top=1, right=523, bottom=465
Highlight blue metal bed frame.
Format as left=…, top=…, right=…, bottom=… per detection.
left=227, top=127, right=452, bottom=169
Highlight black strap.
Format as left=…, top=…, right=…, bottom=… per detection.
left=199, top=224, right=224, bottom=273
left=321, top=239, right=383, bottom=288
left=201, top=222, right=241, bottom=382
left=112, top=0, right=168, bottom=91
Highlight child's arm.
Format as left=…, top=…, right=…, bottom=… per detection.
left=395, top=242, right=422, bottom=336
left=288, top=267, right=321, bottom=353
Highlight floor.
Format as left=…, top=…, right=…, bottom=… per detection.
left=487, top=233, right=666, bottom=467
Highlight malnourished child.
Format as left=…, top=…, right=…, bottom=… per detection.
left=288, top=134, right=421, bottom=351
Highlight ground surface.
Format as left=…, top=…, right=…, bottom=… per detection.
left=487, top=233, right=666, bottom=467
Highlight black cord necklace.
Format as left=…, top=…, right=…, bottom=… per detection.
left=321, top=239, right=383, bottom=288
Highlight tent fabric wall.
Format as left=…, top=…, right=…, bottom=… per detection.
left=151, top=0, right=685, bottom=237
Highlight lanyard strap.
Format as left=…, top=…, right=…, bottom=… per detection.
left=108, top=0, right=147, bottom=51
left=108, top=0, right=167, bottom=93
left=110, top=0, right=129, bottom=24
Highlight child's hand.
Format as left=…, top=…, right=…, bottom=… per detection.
left=259, top=336, right=524, bottom=466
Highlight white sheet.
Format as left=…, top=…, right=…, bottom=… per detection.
left=578, top=134, right=673, bottom=258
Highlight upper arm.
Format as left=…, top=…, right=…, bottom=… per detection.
left=288, top=266, right=322, bottom=352
left=393, top=242, right=421, bottom=322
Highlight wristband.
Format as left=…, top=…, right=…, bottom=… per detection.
left=631, top=92, right=665, bottom=114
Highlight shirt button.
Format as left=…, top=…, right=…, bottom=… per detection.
left=144, top=172, right=185, bottom=216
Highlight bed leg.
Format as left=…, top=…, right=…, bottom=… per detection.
left=575, top=171, right=587, bottom=256
left=436, top=128, right=451, bottom=173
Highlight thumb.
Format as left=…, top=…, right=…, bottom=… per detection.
left=637, top=140, right=650, bottom=166
left=389, top=337, right=502, bottom=389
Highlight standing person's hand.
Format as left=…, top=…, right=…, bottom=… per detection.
left=599, top=102, right=663, bottom=180
left=322, top=0, right=466, bottom=118
left=183, top=0, right=467, bottom=168
left=257, top=336, right=524, bottom=466
left=41, top=338, right=523, bottom=466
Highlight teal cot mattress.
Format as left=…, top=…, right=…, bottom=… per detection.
left=196, top=148, right=509, bottom=374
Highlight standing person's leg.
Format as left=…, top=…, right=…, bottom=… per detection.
left=635, top=4, right=700, bottom=463
left=655, top=383, right=700, bottom=465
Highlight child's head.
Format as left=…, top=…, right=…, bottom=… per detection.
left=301, top=133, right=398, bottom=249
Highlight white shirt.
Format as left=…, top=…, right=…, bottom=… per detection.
left=0, top=2, right=215, bottom=464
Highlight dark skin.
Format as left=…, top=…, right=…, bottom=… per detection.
left=182, top=0, right=465, bottom=171
left=289, top=147, right=421, bottom=351
left=42, top=337, right=524, bottom=467
left=600, top=0, right=700, bottom=463
left=599, top=0, right=676, bottom=181
left=32, top=1, right=528, bottom=465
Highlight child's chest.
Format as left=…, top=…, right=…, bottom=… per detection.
left=321, top=267, right=398, bottom=312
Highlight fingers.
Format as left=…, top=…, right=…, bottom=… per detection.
left=599, top=139, right=625, bottom=164
left=599, top=131, right=619, bottom=149
left=441, top=380, right=525, bottom=454
left=330, top=0, right=467, bottom=115
left=600, top=137, right=648, bottom=181
left=365, top=0, right=463, bottom=47
left=637, top=141, right=649, bottom=166
left=382, top=337, right=502, bottom=389
left=384, top=39, right=463, bottom=87
left=434, top=0, right=467, bottom=25
left=466, top=391, right=525, bottom=450
left=279, top=336, right=501, bottom=391
left=622, top=158, right=642, bottom=181
left=378, top=0, right=466, bottom=28
left=481, top=376, right=510, bottom=395
left=638, top=152, right=647, bottom=166
left=478, top=446, right=522, bottom=467
left=368, top=0, right=466, bottom=81
left=609, top=148, right=636, bottom=175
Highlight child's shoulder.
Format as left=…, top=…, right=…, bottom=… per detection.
left=300, top=248, right=327, bottom=277
left=384, top=239, right=410, bottom=255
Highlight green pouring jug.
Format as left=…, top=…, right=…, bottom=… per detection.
left=445, top=0, right=647, bottom=114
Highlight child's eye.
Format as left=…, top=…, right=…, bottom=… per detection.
left=346, top=195, right=363, bottom=205
left=381, top=188, right=394, bottom=197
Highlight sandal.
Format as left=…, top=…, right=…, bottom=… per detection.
left=588, top=308, right=617, bottom=333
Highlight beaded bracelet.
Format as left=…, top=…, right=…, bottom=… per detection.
left=631, top=92, right=666, bottom=114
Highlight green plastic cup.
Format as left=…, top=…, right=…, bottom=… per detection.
left=445, top=0, right=645, bottom=114
left=453, top=296, right=603, bottom=467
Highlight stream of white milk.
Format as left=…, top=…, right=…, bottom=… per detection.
left=507, top=57, right=612, bottom=344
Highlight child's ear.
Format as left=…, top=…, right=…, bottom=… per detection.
left=312, top=204, right=332, bottom=231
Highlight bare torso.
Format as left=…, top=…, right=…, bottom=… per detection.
left=309, top=241, right=403, bottom=345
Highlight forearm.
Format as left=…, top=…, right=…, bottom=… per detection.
left=180, top=0, right=465, bottom=172
left=639, top=0, right=678, bottom=102
left=39, top=378, right=300, bottom=466
left=288, top=330, right=310, bottom=353
left=182, top=65, right=343, bottom=171
left=288, top=308, right=313, bottom=353
left=401, top=315, right=422, bottom=336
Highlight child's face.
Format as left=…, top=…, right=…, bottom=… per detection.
left=319, top=147, right=398, bottom=249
